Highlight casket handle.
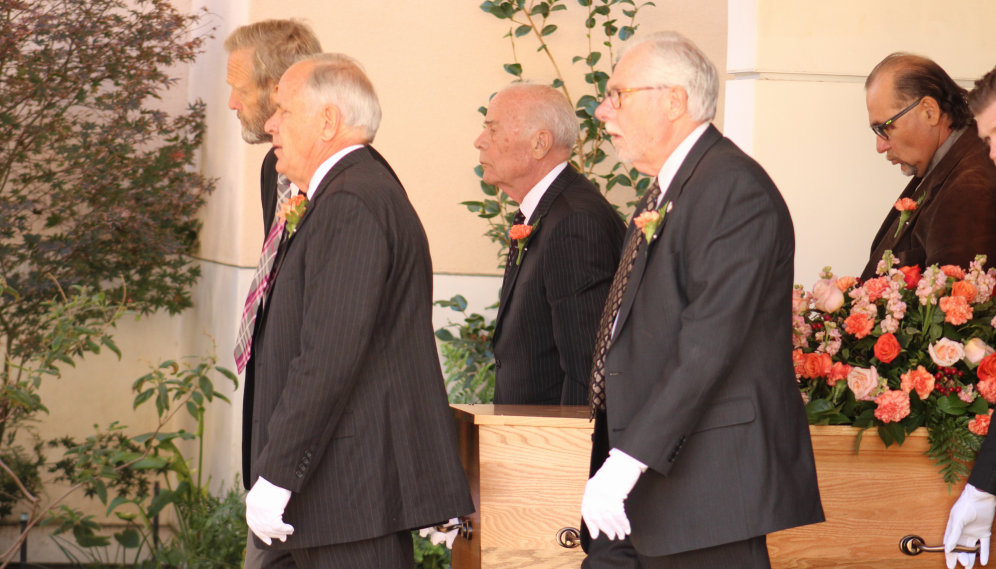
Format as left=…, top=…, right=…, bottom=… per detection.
left=557, top=527, right=581, bottom=548
left=900, top=535, right=980, bottom=556
left=434, top=518, right=473, bottom=541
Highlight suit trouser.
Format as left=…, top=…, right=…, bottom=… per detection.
left=583, top=534, right=770, bottom=569
left=244, top=531, right=414, bottom=569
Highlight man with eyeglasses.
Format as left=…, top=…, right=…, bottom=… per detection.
left=861, top=53, right=996, bottom=281
left=578, top=31, right=823, bottom=569
left=939, top=66, right=996, bottom=569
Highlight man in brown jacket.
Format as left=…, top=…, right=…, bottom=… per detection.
left=861, top=53, right=996, bottom=280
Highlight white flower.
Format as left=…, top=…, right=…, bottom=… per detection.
left=964, top=338, right=995, bottom=364
left=928, top=338, right=965, bottom=367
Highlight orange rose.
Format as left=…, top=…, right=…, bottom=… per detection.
left=835, top=276, right=857, bottom=292
left=939, top=295, right=972, bottom=326
left=969, top=410, right=994, bottom=436
left=509, top=224, right=533, bottom=241
left=899, top=266, right=922, bottom=290
left=978, top=353, right=996, bottom=383
left=874, top=333, right=901, bottom=364
left=941, top=265, right=967, bottom=279
left=874, top=389, right=911, bottom=424
left=900, top=365, right=935, bottom=400
left=802, top=352, right=833, bottom=379
left=844, top=313, right=874, bottom=339
left=952, top=281, right=978, bottom=302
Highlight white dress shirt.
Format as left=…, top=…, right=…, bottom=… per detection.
left=304, top=144, right=365, bottom=200
left=518, top=161, right=569, bottom=222
left=653, top=122, right=710, bottom=208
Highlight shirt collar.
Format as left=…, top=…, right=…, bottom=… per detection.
left=922, top=127, right=964, bottom=180
left=305, top=144, right=365, bottom=200
left=519, top=161, right=569, bottom=221
left=655, top=122, right=710, bottom=207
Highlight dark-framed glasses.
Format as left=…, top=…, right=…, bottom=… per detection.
left=605, top=85, right=669, bottom=109
left=871, top=98, right=922, bottom=140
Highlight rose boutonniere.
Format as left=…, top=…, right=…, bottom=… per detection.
left=278, top=194, right=309, bottom=237
left=893, top=195, right=923, bottom=238
left=509, top=217, right=541, bottom=266
left=634, top=201, right=672, bottom=244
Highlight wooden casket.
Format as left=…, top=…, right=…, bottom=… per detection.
left=450, top=404, right=968, bottom=569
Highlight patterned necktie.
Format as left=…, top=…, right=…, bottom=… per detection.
left=589, top=181, right=662, bottom=417
left=234, top=175, right=293, bottom=373
left=504, top=209, right=527, bottom=275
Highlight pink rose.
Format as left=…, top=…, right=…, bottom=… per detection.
left=812, top=279, right=845, bottom=313
left=965, top=338, right=996, bottom=364
left=792, top=288, right=809, bottom=316
left=847, top=366, right=882, bottom=401
left=928, top=338, right=965, bottom=367
left=874, top=389, right=911, bottom=424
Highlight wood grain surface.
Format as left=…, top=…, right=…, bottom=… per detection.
left=451, top=405, right=967, bottom=569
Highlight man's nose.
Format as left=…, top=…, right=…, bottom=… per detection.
left=875, top=136, right=890, bottom=154
left=473, top=130, right=487, bottom=151
left=264, top=114, right=278, bottom=135
left=228, top=89, right=240, bottom=111
left=594, top=98, right=613, bottom=123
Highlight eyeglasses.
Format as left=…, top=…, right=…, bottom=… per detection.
left=871, top=98, right=922, bottom=140
left=605, top=85, right=669, bottom=109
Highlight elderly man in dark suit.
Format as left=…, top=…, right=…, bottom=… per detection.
left=236, top=53, right=474, bottom=569
left=579, top=32, right=824, bottom=569
left=861, top=53, right=996, bottom=280
left=475, top=83, right=625, bottom=406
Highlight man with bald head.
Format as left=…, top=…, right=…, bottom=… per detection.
left=475, top=83, right=625, bottom=406
left=861, top=53, right=996, bottom=280
left=241, top=53, right=473, bottom=568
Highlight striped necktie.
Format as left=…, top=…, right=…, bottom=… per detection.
left=589, top=180, right=662, bottom=417
left=234, top=175, right=293, bottom=373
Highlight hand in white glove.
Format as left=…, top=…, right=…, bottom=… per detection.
left=581, top=449, right=647, bottom=541
left=246, top=476, right=294, bottom=546
left=418, top=518, right=460, bottom=549
left=945, top=483, right=996, bottom=569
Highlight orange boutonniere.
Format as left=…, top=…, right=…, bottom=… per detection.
left=509, top=217, right=541, bottom=266
left=893, top=195, right=923, bottom=238
left=278, top=194, right=308, bottom=237
left=634, top=201, right=672, bottom=245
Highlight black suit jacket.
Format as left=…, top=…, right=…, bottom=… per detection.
left=492, top=165, right=625, bottom=405
left=861, top=124, right=996, bottom=280
left=597, top=125, right=824, bottom=556
left=244, top=146, right=474, bottom=550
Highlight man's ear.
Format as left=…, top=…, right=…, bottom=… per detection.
left=666, top=86, right=689, bottom=122
left=532, top=130, right=553, bottom=159
left=921, top=96, right=942, bottom=127
left=320, top=105, right=341, bottom=141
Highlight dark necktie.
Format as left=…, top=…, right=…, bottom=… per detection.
left=504, top=209, right=527, bottom=276
left=589, top=180, right=663, bottom=417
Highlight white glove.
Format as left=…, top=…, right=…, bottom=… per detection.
left=581, top=449, right=647, bottom=541
left=418, top=518, right=460, bottom=549
left=246, top=476, right=295, bottom=546
left=945, top=483, right=996, bottom=569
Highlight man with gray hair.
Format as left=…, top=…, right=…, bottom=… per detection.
left=240, top=53, right=474, bottom=568
left=475, top=82, right=625, bottom=406
left=580, top=31, right=823, bottom=568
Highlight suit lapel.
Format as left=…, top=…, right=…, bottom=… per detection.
left=262, top=147, right=372, bottom=312
left=612, top=125, right=723, bottom=340
left=493, top=165, right=579, bottom=341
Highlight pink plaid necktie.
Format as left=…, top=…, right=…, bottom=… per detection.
left=234, top=176, right=293, bottom=373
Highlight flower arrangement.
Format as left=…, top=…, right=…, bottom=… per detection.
left=795, top=250, right=996, bottom=486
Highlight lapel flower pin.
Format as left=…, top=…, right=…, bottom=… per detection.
left=893, top=196, right=922, bottom=238
left=634, top=201, right=672, bottom=244
left=279, top=194, right=309, bottom=237
left=509, top=217, right=541, bottom=266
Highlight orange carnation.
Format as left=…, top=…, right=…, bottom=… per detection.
left=835, top=276, right=858, bottom=292
left=978, top=353, right=996, bottom=383
left=509, top=224, right=533, bottom=241
left=900, top=365, right=935, bottom=400
left=874, top=333, right=901, bottom=364
left=979, top=379, right=996, bottom=404
left=792, top=349, right=806, bottom=378
left=864, top=277, right=890, bottom=302
left=874, top=389, right=911, bottom=424
left=939, top=295, right=973, bottom=325
left=633, top=211, right=661, bottom=231
left=827, top=362, right=852, bottom=387
left=894, top=198, right=918, bottom=212
left=952, top=281, right=978, bottom=302
left=802, top=352, right=833, bottom=379
left=844, top=313, right=874, bottom=339
left=969, top=410, right=994, bottom=436
left=941, top=265, right=967, bottom=279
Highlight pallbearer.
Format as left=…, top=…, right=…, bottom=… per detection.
left=580, top=32, right=824, bottom=569
left=476, top=83, right=626, bottom=405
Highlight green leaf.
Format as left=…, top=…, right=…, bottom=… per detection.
left=215, top=366, right=239, bottom=388
left=146, top=489, right=176, bottom=518
left=878, top=422, right=906, bottom=448
left=968, top=397, right=990, bottom=415
left=93, top=478, right=107, bottom=505
left=199, top=376, right=215, bottom=401
left=503, top=63, right=523, bottom=77
left=578, top=0, right=591, bottom=5
left=587, top=52, right=602, bottom=66
left=541, top=24, right=558, bottom=36
left=106, top=495, right=130, bottom=517
left=133, top=388, right=155, bottom=409
left=114, top=528, right=141, bottom=549
left=435, top=329, right=456, bottom=342
left=619, top=26, right=636, bottom=40
left=552, top=78, right=564, bottom=88
left=101, top=337, right=121, bottom=360
left=937, top=394, right=969, bottom=416
left=131, top=456, right=168, bottom=470
left=186, top=400, right=200, bottom=419
left=515, top=24, right=531, bottom=37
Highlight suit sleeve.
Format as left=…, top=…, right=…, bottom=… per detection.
left=253, top=189, right=389, bottom=492
left=260, top=151, right=278, bottom=235
left=923, top=167, right=996, bottom=270
left=969, top=433, right=996, bottom=494
left=614, top=171, right=787, bottom=476
left=544, top=213, right=619, bottom=406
